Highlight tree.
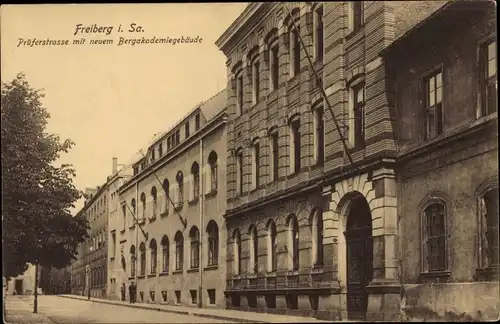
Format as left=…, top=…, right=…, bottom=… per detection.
left=1, top=73, right=89, bottom=312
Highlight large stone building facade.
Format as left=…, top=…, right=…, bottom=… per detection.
left=114, top=91, right=228, bottom=308
left=383, top=1, right=498, bottom=320
left=214, top=1, right=493, bottom=322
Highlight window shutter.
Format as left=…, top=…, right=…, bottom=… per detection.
left=204, top=164, right=211, bottom=195
left=188, top=174, right=194, bottom=202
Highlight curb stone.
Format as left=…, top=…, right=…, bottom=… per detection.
left=58, top=295, right=268, bottom=323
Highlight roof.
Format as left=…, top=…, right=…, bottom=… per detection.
left=199, top=89, right=227, bottom=121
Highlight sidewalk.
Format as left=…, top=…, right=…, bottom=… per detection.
left=4, top=295, right=56, bottom=324
left=59, top=294, right=332, bottom=323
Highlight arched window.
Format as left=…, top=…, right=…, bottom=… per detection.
left=249, top=226, right=259, bottom=274
left=236, top=148, right=244, bottom=195
left=139, top=242, right=146, bottom=276
left=311, top=209, right=324, bottom=266
left=233, top=229, right=242, bottom=275
left=190, top=226, right=200, bottom=269
left=478, top=187, right=499, bottom=270
left=288, top=215, right=299, bottom=271
left=422, top=202, right=447, bottom=272
left=140, top=193, right=146, bottom=222
left=176, top=171, right=184, bottom=206
left=131, top=199, right=136, bottom=226
left=161, top=235, right=169, bottom=273
left=208, top=151, right=218, bottom=192
left=162, top=179, right=170, bottom=215
left=130, top=245, right=136, bottom=277
left=207, top=220, right=219, bottom=266
left=151, top=186, right=158, bottom=218
left=287, top=9, right=301, bottom=78
left=267, top=220, right=277, bottom=272
left=191, top=162, right=200, bottom=200
left=289, top=115, right=301, bottom=174
left=175, top=231, right=184, bottom=271
left=149, top=239, right=157, bottom=274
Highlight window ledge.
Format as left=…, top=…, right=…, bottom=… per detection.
left=204, top=265, right=218, bottom=271
left=475, top=266, right=499, bottom=281
left=286, top=270, right=299, bottom=276
left=310, top=266, right=324, bottom=274
left=159, top=272, right=169, bottom=277
left=419, top=270, right=451, bottom=283
left=160, top=211, right=169, bottom=217
left=148, top=217, right=156, bottom=223
left=172, top=269, right=183, bottom=275
left=137, top=275, right=145, bottom=279
left=138, top=220, right=146, bottom=226
left=129, top=225, right=136, bottom=230
left=266, top=271, right=277, bottom=278
left=205, top=190, right=218, bottom=198
left=247, top=273, right=258, bottom=279
left=110, top=256, right=115, bottom=261
left=120, top=229, right=126, bottom=234
left=188, top=197, right=199, bottom=206
left=187, top=268, right=200, bottom=273
left=147, top=274, right=156, bottom=278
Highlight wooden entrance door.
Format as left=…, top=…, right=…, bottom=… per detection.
left=345, top=197, right=373, bottom=320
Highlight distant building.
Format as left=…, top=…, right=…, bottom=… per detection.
left=5, top=264, right=41, bottom=296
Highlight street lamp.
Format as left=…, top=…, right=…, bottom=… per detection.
left=86, top=264, right=91, bottom=300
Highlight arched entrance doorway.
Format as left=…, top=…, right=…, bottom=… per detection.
left=344, top=194, right=373, bottom=320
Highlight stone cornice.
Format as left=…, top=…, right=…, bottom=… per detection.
left=215, top=2, right=277, bottom=56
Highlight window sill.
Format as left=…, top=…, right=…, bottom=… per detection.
left=266, top=271, right=277, bottom=278
left=419, top=270, right=451, bottom=283
left=286, top=270, right=299, bottom=276
left=110, top=256, right=115, bottom=261
left=129, top=225, right=136, bottom=230
left=204, top=264, right=218, bottom=271
left=188, top=197, right=199, bottom=206
left=148, top=217, right=156, bottom=223
left=310, top=265, right=324, bottom=274
left=172, top=269, right=183, bottom=275
left=247, top=273, right=257, bottom=279
left=147, top=274, right=157, bottom=278
left=137, top=275, right=145, bottom=279
left=120, top=229, right=126, bottom=234
left=159, top=272, right=169, bottom=277
left=160, top=211, right=169, bottom=217
left=187, top=268, right=200, bottom=273
left=138, top=220, right=146, bottom=226
left=205, top=189, right=217, bottom=199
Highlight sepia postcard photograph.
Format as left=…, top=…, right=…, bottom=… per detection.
left=1, top=1, right=498, bottom=323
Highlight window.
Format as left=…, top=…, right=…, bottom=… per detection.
left=167, top=137, right=172, bottom=150
left=111, top=232, right=116, bottom=258
left=425, top=71, right=443, bottom=140
left=161, top=235, right=169, bottom=273
left=139, top=242, right=146, bottom=276
left=267, top=221, right=277, bottom=272
left=140, top=193, right=146, bottom=222
left=161, top=290, right=167, bottom=302
left=131, top=199, right=136, bottom=225
left=288, top=215, right=299, bottom=271
left=348, top=82, right=365, bottom=148
left=195, top=114, right=200, bottom=131
left=185, top=121, right=190, bottom=138
left=269, top=38, right=279, bottom=91
left=252, top=140, right=260, bottom=190
left=175, top=290, right=181, bottom=304
left=175, top=231, right=184, bottom=271
left=151, top=186, right=157, bottom=218
left=289, top=25, right=301, bottom=78
left=176, top=171, right=184, bottom=206
left=479, top=40, right=497, bottom=117
left=207, top=220, right=219, bottom=266
left=151, top=149, right=156, bottom=162
left=252, top=58, right=260, bottom=105
left=190, top=290, right=197, bottom=305
left=290, top=118, right=301, bottom=174
left=149, top=239, right=157, bottom=274
left=348, top=1, right=364, bottom=33
left=162, top=179, right=169, bottom=215
left=159, top=143, right=163, bottom=157
left=233, top=229, right=242, bottom=275
left=191, top=162, right=200, bottom=200
left=422, top=203, right=447, bottom=272
left=207, top=289, right=216, bottom=305
left=133, top=166, right=139, bottom=176
left=236, top=70, right=243, bottom=115
left=314, top=6, right=324, bottom=63
left=249, top=226, right=258, bottom=274
left=314, top=106, right=325, bottom=165
left=208, top=151, right=218, bottom=192
left=190, top=226, right=200, bottom=269
left=175, top=129, right=180, bottom=146
left=478, top=188, right=499, bottom=270
left=236, top=150, right=244, bottom=195
left=311, top=209, right=324, bottom=266
left=270, top=131, right=279, bottom=182
left=130, top=245, right=136, bottom=277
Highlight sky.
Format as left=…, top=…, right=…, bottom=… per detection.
left=1, top=3, right=247, bottom=214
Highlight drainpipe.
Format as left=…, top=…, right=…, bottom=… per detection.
left=198, top=137, right=204, bottom=308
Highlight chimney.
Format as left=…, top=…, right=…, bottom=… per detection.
left=112, top=157, right=118, bottom=174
